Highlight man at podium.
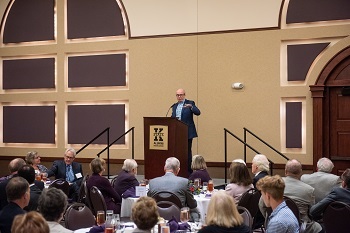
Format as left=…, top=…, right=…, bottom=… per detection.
left=171, top=88, right=201, bottom=175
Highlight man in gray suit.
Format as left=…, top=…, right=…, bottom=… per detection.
left=283, top=159, right=323, bottom=233
left=147, top=157, right=199, bottom=221
left=301, top=158, right=341, bottom=203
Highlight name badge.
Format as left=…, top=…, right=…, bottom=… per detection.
left=75, top=173, right=82, bottom=179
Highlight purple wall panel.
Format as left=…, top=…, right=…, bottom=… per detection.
left=3, top=58, right=55, bottom=89
left=68, top=105, right=125, bottom=144
left=286, top=102, right=302, bottom=148
left=3, top=106, right=55, bottom=143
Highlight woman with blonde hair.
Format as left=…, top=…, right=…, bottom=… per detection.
left=11, top=211, right=49, bottom=233
left=188, top=155, right=211, bottom=184
left=198, top=190, right=250, bottom=233
left=225, top=162, right=254, bottom=203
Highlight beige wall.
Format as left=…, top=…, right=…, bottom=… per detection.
left=0, top=0, right=350, bottom=175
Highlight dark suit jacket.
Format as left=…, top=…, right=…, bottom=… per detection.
left=171, top=99, right=200, bottom=139
left=310, top=187, right=350, bottom=220
left=0, top=202, right=25, bottom=233
left=252, top=171, right=269, bottom=189
left=24, top=184, right=42, bottom=211
left=47, top=160, right=83, bottom=186
left=87, top=173, right=121, bottom=214
left=113, top=170, right=139, bottom=196
left=0, top=174, right=43, bottom=210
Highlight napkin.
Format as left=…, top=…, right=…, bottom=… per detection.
left=89, top=224, right=105, bottom=233
left=167, top=216, right=190, bottom=233
left=122, top=187, right=137, bottom=198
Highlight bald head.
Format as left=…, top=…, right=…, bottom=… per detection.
left=8, top=158, right=26, bottom=174
left=285, top=159, right=302, bottom=179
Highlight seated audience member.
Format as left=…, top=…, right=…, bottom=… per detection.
left=87, top=157, right=122, bottom=214
left=18, top=165, right=42, bottom=211
left=113, top=159, right=139, bottom=196
left=310, top=168, right=350, bottom=220
left=131, top=196, right=159, bottom=233
left=301, top=157, right=342, bottom=203
left=38, top=188, right=73, bottom=233
left=283, top=159, right=323, bottom=233
left=225, top=162, right=254, bottom=203
left=147, top=157, right=200, bottom=221
left=0, top=177, right=30, bottom=233
left=256, top=175, right=299, bottom=233
left=47, top=148, right=83, bottom=201
left=188, top=154, right=211, bottom=184
left=0, top=158, right=43, bottom=210
left=198, top=190, right=250, bottom=233
left=11, top=211, right=49, bottom=233
left=25, top=151, right=48, bottom=175
left=252, top=154, right=270, bottom=188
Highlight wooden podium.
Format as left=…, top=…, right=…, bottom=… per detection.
left=144, top=117, right=188, bottom=179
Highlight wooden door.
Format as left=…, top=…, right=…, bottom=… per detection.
left=329, top=87, right=350, bottom=175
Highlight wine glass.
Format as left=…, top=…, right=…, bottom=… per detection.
left=180, top=207, right=190, bottom=223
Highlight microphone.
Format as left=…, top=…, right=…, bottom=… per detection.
left=166, top=103, right=176, bottom=117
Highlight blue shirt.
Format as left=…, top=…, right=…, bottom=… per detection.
left=267, top=201, right=299, bottom=233
left=176, top=101, right=184, bottom=120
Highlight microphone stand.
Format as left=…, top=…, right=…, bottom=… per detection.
left=166, top=103, right=176, bottom=117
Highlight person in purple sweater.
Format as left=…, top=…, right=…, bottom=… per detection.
left=188, top=155, right=211, bottom=184
left=87, top=158, right=121, bottom=214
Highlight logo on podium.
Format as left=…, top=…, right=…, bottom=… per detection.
left=149, top=125, right=168, bottom=150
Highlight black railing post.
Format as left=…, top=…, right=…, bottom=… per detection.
left=244, top=128, right=247, bottom=164
left=107, top=128, right=110, bottom=179
left=224, top=130, right=228, bottom=185
left=132, top=128, right=134, bottom=160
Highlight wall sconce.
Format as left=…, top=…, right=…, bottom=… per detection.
left=232, top=82, right=244, bottom=90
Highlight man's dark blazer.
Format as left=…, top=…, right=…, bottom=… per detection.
left=0, top=174, right=43, bottom=210
left=47, top=160, right=83, bottom=186
left=310, top=187, right=350, bottom=220
left=171, top=99, right=201, bottom=139
left=24, top=184, right=42, bottom=211
left=113, top=170, right=139, bottom=196
left=252, top=171, right=269, bottom=189
left=0, top=202, right=25, bottom=233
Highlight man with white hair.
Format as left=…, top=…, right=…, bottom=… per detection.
left=301, top=157, right=341, bottom=203
left=113, top=159, right=139, bottom=196
left=147, top=157, right=199, bottom=221
left=252, top=154, right=270, bottom=188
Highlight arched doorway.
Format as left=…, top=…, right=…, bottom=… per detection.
left=310, top=46, right=350, bottom=175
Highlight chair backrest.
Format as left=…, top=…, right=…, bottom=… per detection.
left=77, top=174, right=89, bottom=204
left=89, top=186, right=107, bottom=216
left=323, top=201, right=350, bottom=233
left=237, top=206, right=253, bottom=233
left=110, top=175, right=118, bottom=188
left=157, top=201, right=181, bottom=220
left=49, top=179, right=70, bottom=196
left=238, top=188, right=261, bottom=217
left=64, top=203, right=96, bottom=230
left=151, top=191, right=182, bottom=209
left=283, top=196, right=300, bottom=223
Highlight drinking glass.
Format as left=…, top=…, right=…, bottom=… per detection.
left=180, top=207, right=190, bottom=223
left=194, top=178, right=201, bottom=188
left=161, top=225, right=170, bottom=233
left=208, top=180, right=214, bottom=192
left=96, top=210, right=105, bottom=226
left=41, top=173, right=48, bottom=182
left=202, top=182, right=208, bottom=192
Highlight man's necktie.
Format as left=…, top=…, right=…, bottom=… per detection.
left=66, top=165, right=74, bottom=182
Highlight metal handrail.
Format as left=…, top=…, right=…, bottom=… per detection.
left=76, top=127, right=135, bottom=179
left=224, top=128, right=283, bottom=183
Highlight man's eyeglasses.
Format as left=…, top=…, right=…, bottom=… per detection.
left=65, top=155, right=75, bottom=160
left=176, top=94, right=185, bottom=97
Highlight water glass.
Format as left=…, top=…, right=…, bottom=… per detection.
left=180, top=207, right=190, bottom=223
left=96, top=210, right=105, bottom=226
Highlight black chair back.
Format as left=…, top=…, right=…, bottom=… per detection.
left=49, top=179, right=70, bottom=196
left=238, top=188, right=261, bottom=217
left=89, top=186, right=107, bottom=216
left=237, top=206, right=253, bottom=233
left=323, top=201, right=350, bottom=233
left=151, top=191, right=182, bottom=209
left=77, top=174, right=89, bottom=204
left=157, top=201, right=181, bottom=220
left=64, top=203, right=95, bottom=230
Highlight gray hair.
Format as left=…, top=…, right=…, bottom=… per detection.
left=122, top=159, right=138, bottom=172
left=252, top=154, right=270, bottom=172
left=164, top=157, right=180, bottom=172
left=38, top=188, right=67, bottom=222
left=65, top=148, right=76, bottom=157
left=317, top=158, right=334, bottom=173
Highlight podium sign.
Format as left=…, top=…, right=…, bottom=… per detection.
left=149, top=125, right=168, bottom=150
left=144, top=117, right=188, bottom=179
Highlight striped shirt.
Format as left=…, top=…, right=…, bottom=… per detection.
left=267, top=201, right=299, bottom=233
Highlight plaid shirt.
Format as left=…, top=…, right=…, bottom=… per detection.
left=267, top=201, right=299, bottom=233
